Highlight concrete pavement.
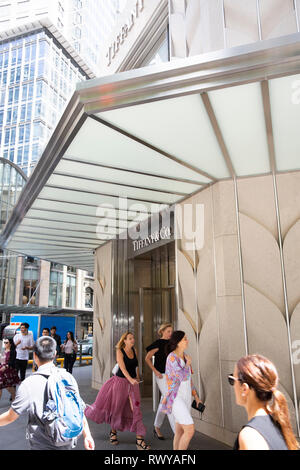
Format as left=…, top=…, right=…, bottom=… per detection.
left=0, top=364, right=231, bottom=451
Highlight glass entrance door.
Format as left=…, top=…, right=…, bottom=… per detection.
left=138, top=286, right=175, bottom=397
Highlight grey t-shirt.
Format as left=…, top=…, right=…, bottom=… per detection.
left=11, top=362, right=79, bottom=450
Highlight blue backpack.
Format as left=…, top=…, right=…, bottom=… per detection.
left=38, top=368, right=85, bottom=447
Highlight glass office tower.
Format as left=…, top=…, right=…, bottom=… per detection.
left=0, top=27, right=88, bottom=176
left=0, top=0, right=119, bottom=76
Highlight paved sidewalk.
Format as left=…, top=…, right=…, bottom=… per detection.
left=0, top=364, right=231, bottom=451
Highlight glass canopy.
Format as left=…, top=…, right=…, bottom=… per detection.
left=2, top=34, right=300, bottom=271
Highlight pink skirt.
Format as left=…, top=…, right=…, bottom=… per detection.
left=84, top=375, right=146, bottom=436
left=0, top=366, right=20, bottom=389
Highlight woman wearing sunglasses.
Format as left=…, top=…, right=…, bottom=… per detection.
left=0, top=338, right=20, bottom=401
left=228, top=354, right=298, bottom=450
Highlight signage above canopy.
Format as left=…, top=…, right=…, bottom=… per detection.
left=106, top=0, right=145, bottom=67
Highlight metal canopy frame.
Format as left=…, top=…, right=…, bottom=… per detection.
left=2, top=32, right=300, bottom=274
left=0, top=304, right=93, bottom=316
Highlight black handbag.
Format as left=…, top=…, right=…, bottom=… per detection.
left=192, top=400, right=205, bottom=416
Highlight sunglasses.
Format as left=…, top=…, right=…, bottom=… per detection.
left=3, top=341, right=9, bottom=344
left=228, top=374, right=240, bottom=386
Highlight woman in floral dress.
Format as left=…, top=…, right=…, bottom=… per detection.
left=0, top=338, right=20, bottom=401
left=161, top=330, right=203, bottom=450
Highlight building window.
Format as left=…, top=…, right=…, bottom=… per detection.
left=58, top=2, right=64, bottom=16
left=66, top=274, right=76, bottom=308
left=73, top=0, right=83, bottom=9
left=23, top=257, right=39, bottom=305
left=74, top=42, right=81, bottom=53
left=74, top=26, right=82, bottom=39
left=49, top=264, right=63, bottom=307
left=0, top=4, right=12, bottom=17
left=85, top=287, right=93, bottom=308
left=74, top=12, right=82, bottom=24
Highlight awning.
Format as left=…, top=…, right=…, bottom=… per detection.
left=2, top=33, right=300, bottom=270
left=0, top=304, right=92, bottom=316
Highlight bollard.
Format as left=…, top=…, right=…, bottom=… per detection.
left=79, top=343, right=82, bottom=367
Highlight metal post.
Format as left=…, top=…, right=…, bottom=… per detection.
left=256, top=0, right=263, bottom=40
left=193, top=238, right=201, bottom=398
left=152, top=356, right=159, bottom=412
left=139, top=287, right=144, bottom=378
left=272, top=173, right=300, bottom=436
left=221, top=0, right=227, bottom=48
left=174, top=206, right=180, bottom=330
left=211, top=186, right=225, bottom=428
left=167, top=0, right=172, bottom=60
left=79, top=343, right=82, bottom=367
left=233, top=177, right=249, bottom=356
left=294, top=0, right=300, bottom=32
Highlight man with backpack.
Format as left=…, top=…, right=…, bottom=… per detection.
left=0, top=336, right=95, bottom=450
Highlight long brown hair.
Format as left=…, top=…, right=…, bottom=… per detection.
left=237, top=354, right=298, bottom=450
left=115, top=331, right=133, bottom=350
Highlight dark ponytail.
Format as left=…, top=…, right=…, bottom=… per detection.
left=237, top=354, right=299, bottom=450
left=166, top=330, right=185, bottom=356
left=270, top=389, right=298, bottom=450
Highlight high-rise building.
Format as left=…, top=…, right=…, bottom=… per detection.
left=0, top=22, right=92, bottom=175
left=0, top=0, right=120, bottom=75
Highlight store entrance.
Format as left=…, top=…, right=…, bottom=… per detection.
left=132, top=242, right=175, bottom=397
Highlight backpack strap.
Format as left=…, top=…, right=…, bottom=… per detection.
left=34, top=373, right=50, bottom=379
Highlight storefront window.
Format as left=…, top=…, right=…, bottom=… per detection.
left=66, top=274, right=76, bottom=308
left=22, top=258, right=39, bottom=305
left=85, top=287, right=93, bottom=308
left=49, top=263, right=63, bottom=307
left=0, top=250, right=18, bottom=305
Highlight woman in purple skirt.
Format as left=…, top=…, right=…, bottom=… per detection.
left=85, top=331, right=150, bottom=450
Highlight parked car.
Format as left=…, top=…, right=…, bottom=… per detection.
left=78, top=338, right=93, bottom=355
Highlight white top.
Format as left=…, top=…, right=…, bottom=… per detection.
left=176, top=358, right=192, bottom=402
left=13, top=332, right=34, bottom=360
left=63, top=339, right=77, bottom=354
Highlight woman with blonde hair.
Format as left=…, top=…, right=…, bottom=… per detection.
left=145, top=323, right=175, bottom=439
left=85, top=331, right=150, bottom=450
left=228, top=354, right=299, bottom=450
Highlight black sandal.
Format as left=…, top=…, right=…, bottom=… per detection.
left=153, top=427, right=165, bottom=440
left=136, top=437, right=151, bottom=450
left=109, top=430, right=118, bottom=445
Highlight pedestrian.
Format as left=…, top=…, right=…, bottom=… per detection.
left=41, top=328, right=50, bottom=336
left=50, top=326, right=61, bottom=357
left=60, top=331, right=78, bottom=374
left=229, top=354, right=299, bottom=450
left=0, top=336, right=95, bottom=450
left=145, top=323, right=175, bottom=439
left=161, top=330, right=203, bottom=450
left=13, top=323, right=34, bottom=381
left=0, top=338, right=20, bottom=401
left=84, top=331, right=151, bottom=450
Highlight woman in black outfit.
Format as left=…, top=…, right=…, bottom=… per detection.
left=229, top=354, right=298, bottom=450
left=145, top=323, right=175, bottom=439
